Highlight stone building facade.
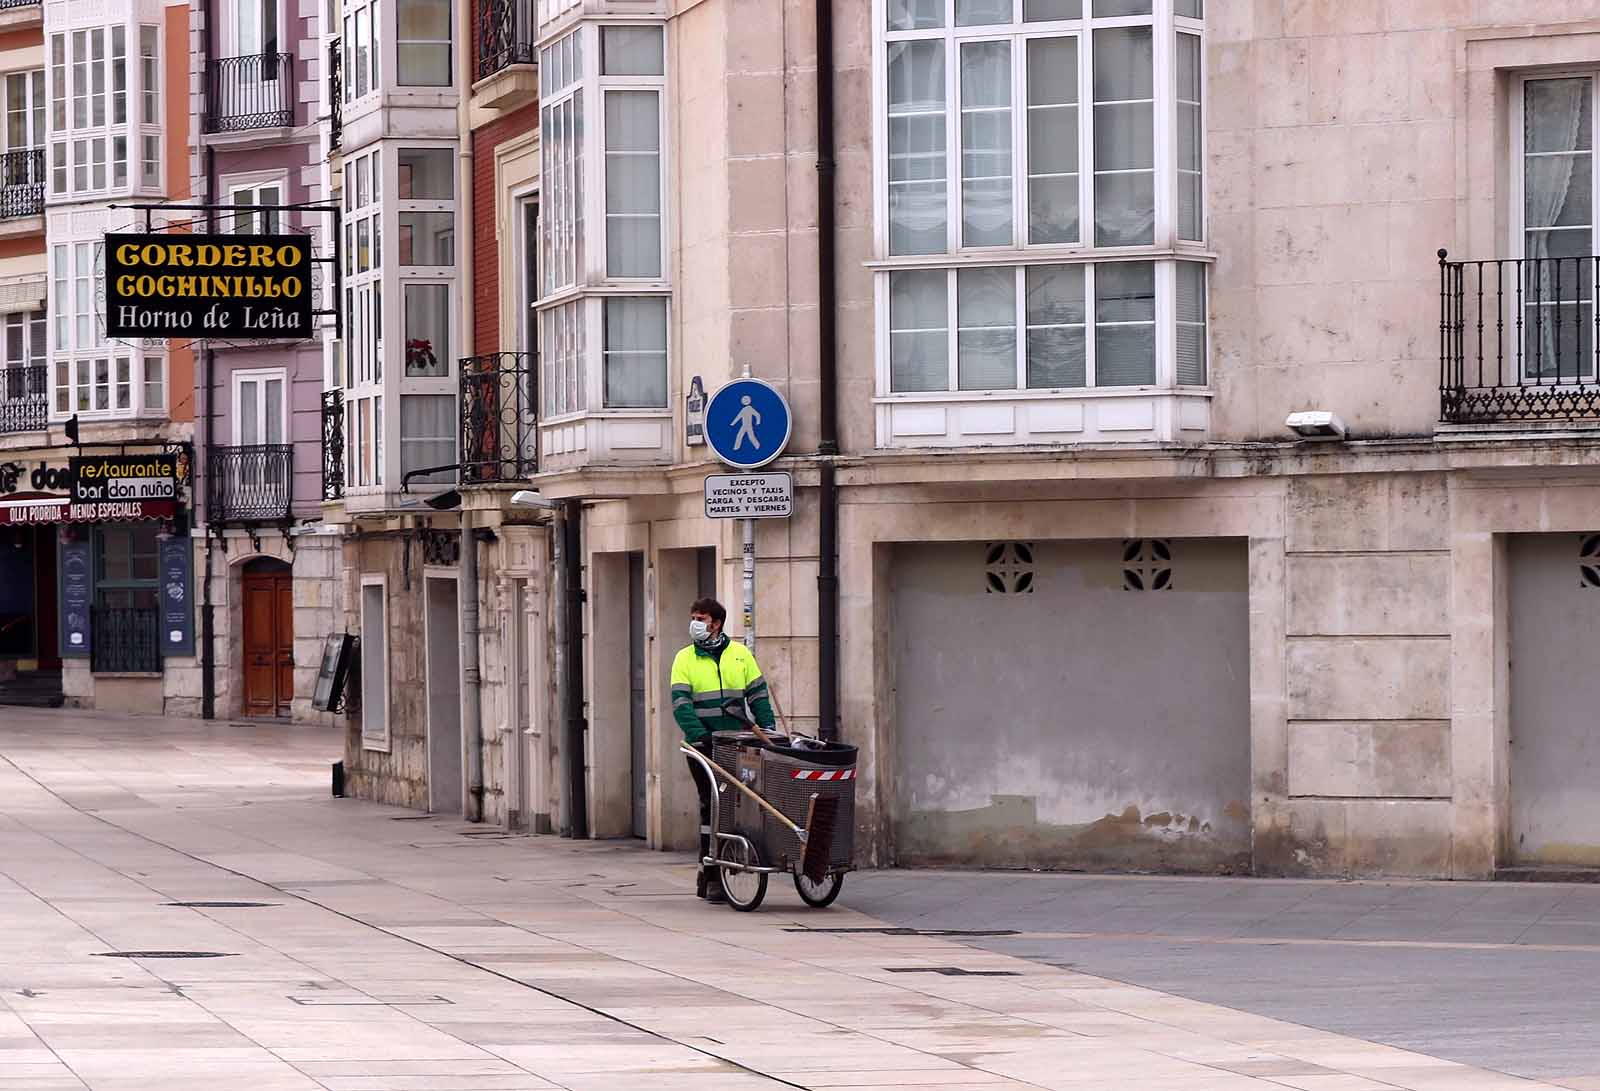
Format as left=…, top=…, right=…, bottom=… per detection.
left=329, top=0, right=1600, bottom=880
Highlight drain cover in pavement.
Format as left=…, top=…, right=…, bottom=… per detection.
left=786, top=926, right=1020, bottom=937
left=162, top=901, right=279, bottom=908
left=95, top=951, right=237, bottom=959
left=883, top=966, right=1021, bottom=977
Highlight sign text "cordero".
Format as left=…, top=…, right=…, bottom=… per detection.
left=104, top=233, right=313, bottom=339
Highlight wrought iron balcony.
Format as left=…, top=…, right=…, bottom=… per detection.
left=206, top=443, right=293, bottom=523
left=90, top=606, right=161, bottom=674
left=0, top=0, right=41, bottom=10
left=0, top=149, right=43, bottom=219
left=328, top=40, right=343, bottom=150
left=0, top=364, right=46, bottom=434
left=1440, top=250, right=1600, bottom=424
left=204, top=53, right=294, bottom=133
left=322, top=390, right=345, bottom=500
left=477, top=0, right=535, bottom=80
left=460, top=352, right=537, bottom=484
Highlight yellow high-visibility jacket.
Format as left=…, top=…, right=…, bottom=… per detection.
left=670, top=638, right=776, bottom=744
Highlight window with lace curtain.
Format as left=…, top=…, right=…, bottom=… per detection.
left=1519, top=75, right=1596, bottom=381
left=877, top=0, right=1210, bottom=443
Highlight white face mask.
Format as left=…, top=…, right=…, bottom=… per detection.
left=689, top=619, right=712, bottom=643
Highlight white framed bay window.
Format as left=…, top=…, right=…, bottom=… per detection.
left=48, top=24, right=161, bottom=199
left=875, top=0, right=1210, bottom=447
left=535, top=22, right=671, bottom=467
left=48, top=238, right=165, bottom=420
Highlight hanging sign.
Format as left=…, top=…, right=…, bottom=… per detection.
left=158, top=533, right=194, bottom=656
left=59, top=535, right=91, bottom=657
left=70, top=453, right=179, bottom=503
left=704, top=472, right=794, bottom=519
left=104, top=232, right=314, bottom=338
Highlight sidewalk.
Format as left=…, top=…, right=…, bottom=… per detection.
left=0, top=707, right=1585, bottom=1090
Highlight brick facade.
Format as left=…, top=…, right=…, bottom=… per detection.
left=471, top=104, right=538, bottom=356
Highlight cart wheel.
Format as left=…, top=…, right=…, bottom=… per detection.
left=719, top=840, right=768, bottom=912
left=794, top=871, right=844, bottom=908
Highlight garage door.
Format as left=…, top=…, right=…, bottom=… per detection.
left=1510, top=533, right=1600, bottom=867
left=890, top=538, right=1251, bottom=872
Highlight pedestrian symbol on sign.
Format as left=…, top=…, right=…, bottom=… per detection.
left=704, top=378, right=791, bottom=470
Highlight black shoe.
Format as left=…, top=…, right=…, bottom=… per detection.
left=695, top=872, right=708, bottom=899
left=705, top=881, right=727, bottom=905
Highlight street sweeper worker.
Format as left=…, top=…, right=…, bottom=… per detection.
left=670, top=596, right=777, bottom=902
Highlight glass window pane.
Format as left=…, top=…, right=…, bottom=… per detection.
left=397, top=147, right=452, bottom=199
left=887, top=0, right=943, bottom=30
left=404, top=283, right=450, bottom=376
left=888, top=40, right=947, bottom=256
left=1095, top=172, right=1155, bottom=247
left=1095, top=262, right=1155, bottom=386
left=1024, top=0, right=1080, bottom=17
left=1176, top=0, right=1202, bottom=14
left=957, top=267, right=1016, bottom=390
left=605, top=90, right=662, bottom=277
left=1093, top=0, right=1150, bottom=13
left=889, top=269, right=948, bottom=392
left=398, top=212, right=455, bottom=264
left=601, top=26, right=663, bottom=76
left=399, top=394, right=455, bottom=484
left=1178, top=33, right=1203, bottom=241
left=1026, top=264, right=1085, bottom=388
left=1093, top=25, right=1152, bottom=103
left=961, top=41, right=1012, bottom=247
left=1027, top=37, right=1078, bottom=244
left=1093, top=27, right=1154, bottom=247
left=956, top=0, right=1012, bottom=25
left=1176, top=262, right=1207, bottom=385
left=1525, top=78, right=1592, bottom=153
left=603, top=297, right=668, bottom=408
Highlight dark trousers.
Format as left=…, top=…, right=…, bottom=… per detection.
left=686, top=742, right=718, bottom=890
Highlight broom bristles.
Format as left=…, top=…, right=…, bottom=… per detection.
left=800, top=792, right=840, bottom=884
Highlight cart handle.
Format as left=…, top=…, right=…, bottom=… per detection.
left=680, top=744, right=805, bottom=840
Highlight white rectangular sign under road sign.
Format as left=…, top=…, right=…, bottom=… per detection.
left=704, top=472, right=793, bottom=519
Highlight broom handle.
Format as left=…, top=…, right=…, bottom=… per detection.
left=680, top=745, right=804, bottom=837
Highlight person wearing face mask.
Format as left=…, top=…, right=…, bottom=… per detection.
left=670, top=596, right=777, bottom=902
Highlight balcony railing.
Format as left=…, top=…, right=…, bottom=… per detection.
left=328, top=40, right=343, bottom=149
left=206, top=443, right=293, bottom=522
left=0, top=0, right=40, bottom=10
left=1440, top=250, right=1600, bottom=424
left=0, top=149, right=43, bottom=219
left=460, top=352, right=537, bottom=484
left=90, top=606, right=161, bottom=674
left=204, top=53, right=294, bottom=133
left=0, top=364, right=46, bottom=433
left=322, top=390, right=345, bottom=500
left=477, top=0, right=535, bottom=80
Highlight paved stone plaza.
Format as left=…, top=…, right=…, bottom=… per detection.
left=1, top=708, right=1596, bottom=1090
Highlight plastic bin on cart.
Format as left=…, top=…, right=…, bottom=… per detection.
left=710, top=731, right=857, bottom=875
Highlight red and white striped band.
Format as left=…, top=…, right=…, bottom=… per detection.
left=791, top=768, right=855, bottom=781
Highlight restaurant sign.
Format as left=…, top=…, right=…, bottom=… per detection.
left=0, top=497, right=177, bottom=524
left=104, top=233, right=314, bottom=339
left=69, top=453, right=179, bottom=503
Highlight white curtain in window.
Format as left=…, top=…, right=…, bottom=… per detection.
left=603, top=297, right=667, bottom=408
left=1523, top=77, right=1594, bottom=379
left=1176, top=262, right=1206, bottom=386
left=889, top=269, right=948, bottom=392
left=1027, top=37, right=1078, bottom=244
left=1176, top=33, right=1203, bottom=241
left=397, top=0, right=451, bottom=85
left=400, top=394, right=455, bottom=484
left=888, top=40, right=946, bottom=255
left=601, top=26, right=663, bottom=76
left=1025, top=264, right=1085, bottom=388
left=957, top=267, right=1016, bottom=390
left=960, top=41, right=1013, bottom=246
left=1092, top=27, right=1155, bottom=247
left=605, top=90, right=662, bottom=277
left=404, top=283, right=450, bottom=376
left=1095, top=262, right=1155, bottom=386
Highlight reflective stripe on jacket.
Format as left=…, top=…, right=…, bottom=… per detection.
left=670, top=639, right=776, bottom=744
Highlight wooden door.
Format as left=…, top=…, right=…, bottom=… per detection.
left=242, top=567, right=293, bottom=717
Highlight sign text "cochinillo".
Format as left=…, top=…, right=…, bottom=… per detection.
left=104, top=232, right=315, bottom=339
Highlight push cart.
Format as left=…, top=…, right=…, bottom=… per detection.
left=681, top=730, right=857, bottom=912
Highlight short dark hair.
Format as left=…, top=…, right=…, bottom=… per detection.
left=690, top=597, right=726, bottom=624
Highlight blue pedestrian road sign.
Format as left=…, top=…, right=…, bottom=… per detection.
left=704, top=378, right=791, bottom=470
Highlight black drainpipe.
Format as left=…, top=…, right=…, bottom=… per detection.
left=561, top=500, right=588, bottom=838
left=200, top=128, right=218, bottom=719
left=815, top=0, right=839, bottom=742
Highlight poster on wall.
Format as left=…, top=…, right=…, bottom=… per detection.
left=58, top=534, right=91, bottom=657
left=158, top=534, right=193, bottom=657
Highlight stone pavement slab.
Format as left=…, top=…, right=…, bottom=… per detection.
left=0, top=706, right=1583, bottom=1090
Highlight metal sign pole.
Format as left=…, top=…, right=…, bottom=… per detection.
left=742, top=517, right=756, bottom=655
